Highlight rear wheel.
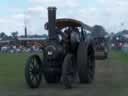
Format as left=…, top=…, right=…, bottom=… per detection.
left=77, top=42, right=95, bottom=83
left=25, top=55, right=42, bottom=88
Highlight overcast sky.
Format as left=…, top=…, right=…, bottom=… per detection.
left=0, top=0, right=128, bottom=35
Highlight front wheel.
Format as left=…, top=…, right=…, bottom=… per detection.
left=25, top=55, right=42, bottom=88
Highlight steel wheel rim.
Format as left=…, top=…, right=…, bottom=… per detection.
left=29, top=57, right=41, bottom=85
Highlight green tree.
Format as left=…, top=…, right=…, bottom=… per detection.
left=11, top=31, right=18, bottom=38
left=0, top=32, right=7, bottom=39
left=92, top=25, right=107, bottom=37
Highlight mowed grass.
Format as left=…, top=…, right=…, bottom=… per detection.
left=0, top=51, right=127, bottom=88
left=111, top=50, right=128, bottom=63
left=0, top=53, right=29, bottom=90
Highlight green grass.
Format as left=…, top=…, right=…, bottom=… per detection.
left=0, top=51, right=127, bottom=88
left=0, top=51, right=127, bottom=93
left=111, top=50, right=128, bottom=63
left=0, top=53, right=29, bottom=90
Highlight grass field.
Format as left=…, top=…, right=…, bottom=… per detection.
left=0, top=51, right=128, bottom=88
left=0, top=51, right=128, bottom=96
left=112, top=50, right=128, bottom=63
left=0, top=53, right=29, bottom=90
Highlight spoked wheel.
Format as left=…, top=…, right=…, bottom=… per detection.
left=25, top=55, right=42, bottom=88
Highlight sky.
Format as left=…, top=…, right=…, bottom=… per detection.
left=0, top=0, right=128, bottom=35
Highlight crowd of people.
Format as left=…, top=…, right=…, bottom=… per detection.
left=0, top=44, right=42, bottom=53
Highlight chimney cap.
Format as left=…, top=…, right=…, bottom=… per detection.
left=48, top=7, right=57, bottom=10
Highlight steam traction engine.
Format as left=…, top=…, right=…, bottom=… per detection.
left=24, top=7, right=95, bottom=88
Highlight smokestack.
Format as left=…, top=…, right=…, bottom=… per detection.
left=24, top=26, right=27, bottom=37
left=47, top=7, right=57, bottom=40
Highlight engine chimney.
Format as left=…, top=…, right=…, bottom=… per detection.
left=48, top=7, right=57, bottom=40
